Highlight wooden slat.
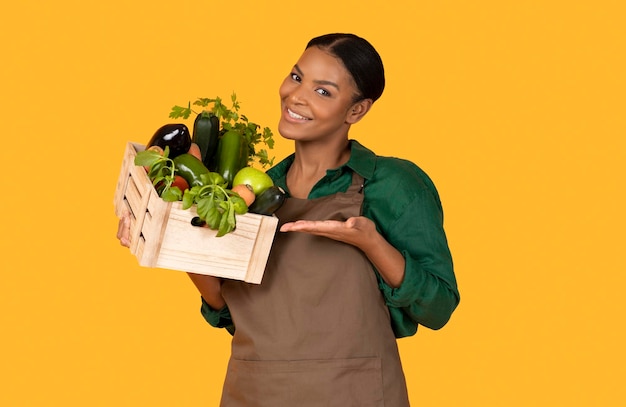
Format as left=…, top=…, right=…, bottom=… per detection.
left=245, top=215, right=279, bottom=283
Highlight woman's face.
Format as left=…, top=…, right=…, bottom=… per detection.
left=278, top=46, right=361, bottom=143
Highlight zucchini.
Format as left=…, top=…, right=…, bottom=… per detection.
left=248, top=186, right=286, bottom=216
left=192, top=111, right=220, bottom=170
left=216, top=130, right=246, bottom=188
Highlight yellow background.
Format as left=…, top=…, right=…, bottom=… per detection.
left=1, top=0, right=624, bottom=405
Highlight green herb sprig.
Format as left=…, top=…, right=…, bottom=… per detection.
left=133, top=147, right=183, bottom=202
left=182, top=173, right=248, bottom=237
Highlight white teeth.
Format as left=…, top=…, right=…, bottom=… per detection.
left=288, top=109, right=310, bottom=120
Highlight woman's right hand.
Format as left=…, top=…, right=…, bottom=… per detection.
left=116, top=210, right=131, bottom=248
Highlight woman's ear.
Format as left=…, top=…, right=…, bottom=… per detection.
left=346, top=99, right=373, bottom=124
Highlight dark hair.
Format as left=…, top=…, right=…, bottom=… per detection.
left=306, top=33, right=385, bottom=103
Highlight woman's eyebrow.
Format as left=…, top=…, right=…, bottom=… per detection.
left=294, top=64, right=340, bottom=91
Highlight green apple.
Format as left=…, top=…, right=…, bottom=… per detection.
left=232, top=167, right=274, bottom=195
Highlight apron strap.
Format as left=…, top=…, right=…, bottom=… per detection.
left=346, top=171, right=365, bottom=195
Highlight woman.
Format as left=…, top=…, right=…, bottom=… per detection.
left=118, top=33, right=459, bottom=406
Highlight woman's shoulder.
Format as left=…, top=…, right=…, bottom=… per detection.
left=361, top=148, right=445, bottom=225
left=349, top=139, right=439, bottom=198
left=370, top=152, right=439, bottom=198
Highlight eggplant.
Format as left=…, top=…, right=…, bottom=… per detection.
left=147, top=123, right=192, bottom=159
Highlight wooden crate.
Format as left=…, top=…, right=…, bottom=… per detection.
left=113, top=142, right=278, bottom=284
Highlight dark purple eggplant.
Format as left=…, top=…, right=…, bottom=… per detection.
left=147, top=123, right=192, bottom=159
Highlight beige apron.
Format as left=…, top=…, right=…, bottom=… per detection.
left=220, top=173, right=410, bottom=406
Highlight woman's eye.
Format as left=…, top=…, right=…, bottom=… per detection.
left=290, top=73, right=301, bottom=82
left=316, top=88, right=331, bottom=97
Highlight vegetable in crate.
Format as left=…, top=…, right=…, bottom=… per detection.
left=147, top=123, right=192, bottom=159
left=187, top=143, right=202, bottom=161
left=216, top=130, right=248, bottom=188
left=192, top=112, right=220, bottom=170
left=182, top=174, right=249, bottom=237
left=231, top=184, right=255, bottom=206
left=134, top=146, right=183, bottom=202
left=173, top=153, right=211, bottom=187
left=248, top=186, right=286, bottom=216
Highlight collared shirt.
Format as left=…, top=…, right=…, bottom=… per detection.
left=202, top=140, right=460, bottom=338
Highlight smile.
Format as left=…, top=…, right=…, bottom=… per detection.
left=287, top=108, right=311, bottom=120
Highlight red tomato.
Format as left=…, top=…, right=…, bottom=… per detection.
left=171, top=175, right=189, bottom=192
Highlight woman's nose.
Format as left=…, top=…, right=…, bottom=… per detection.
left=288, top=86, right=307, bottom=105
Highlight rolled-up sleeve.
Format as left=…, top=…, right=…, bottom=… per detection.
left=378, top=250, right=459, bottom=332
left=373, top=174, right=460, bottom=337
left=200, top=297, right=235, bottom=335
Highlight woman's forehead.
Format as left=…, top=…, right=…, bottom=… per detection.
left=294, top=47, right=353, bottom=84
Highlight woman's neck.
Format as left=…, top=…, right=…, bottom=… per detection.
left=286, top=138, right=351, bottom=198
left=293, top=137, right=351, bottom=172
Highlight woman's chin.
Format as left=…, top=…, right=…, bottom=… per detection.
left=277, top=121, right=301, bottom=141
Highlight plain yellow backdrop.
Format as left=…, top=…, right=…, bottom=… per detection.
left=1, top=0, right=624, bottom=406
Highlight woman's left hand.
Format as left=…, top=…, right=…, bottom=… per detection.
left=279, top=216, right=377, bottom=250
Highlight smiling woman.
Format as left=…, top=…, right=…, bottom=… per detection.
left=117, top=33, right=460, bottom=407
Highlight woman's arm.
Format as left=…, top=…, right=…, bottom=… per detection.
left=187, top=273, right=226, bottom=310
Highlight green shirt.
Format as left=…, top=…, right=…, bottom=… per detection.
left=201, top=140, right=460, bottom=338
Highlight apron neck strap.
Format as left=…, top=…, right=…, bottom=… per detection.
left=346, top=171, right=365, bottom=195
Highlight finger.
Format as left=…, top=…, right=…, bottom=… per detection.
left=280, top=221, right=321, bottom=233
left=116, top=218, right=124, bottom=239
left=116, top=211, right=128, bottom=238
left=117, top=212, right=131, bottom=247
left=280, top=220, right=335, bottom=232
left=279, top=222, right=293, bottom=232
left=119, top=232, right=131, bottom=247
left=280, top=221, right=310, bottom=232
